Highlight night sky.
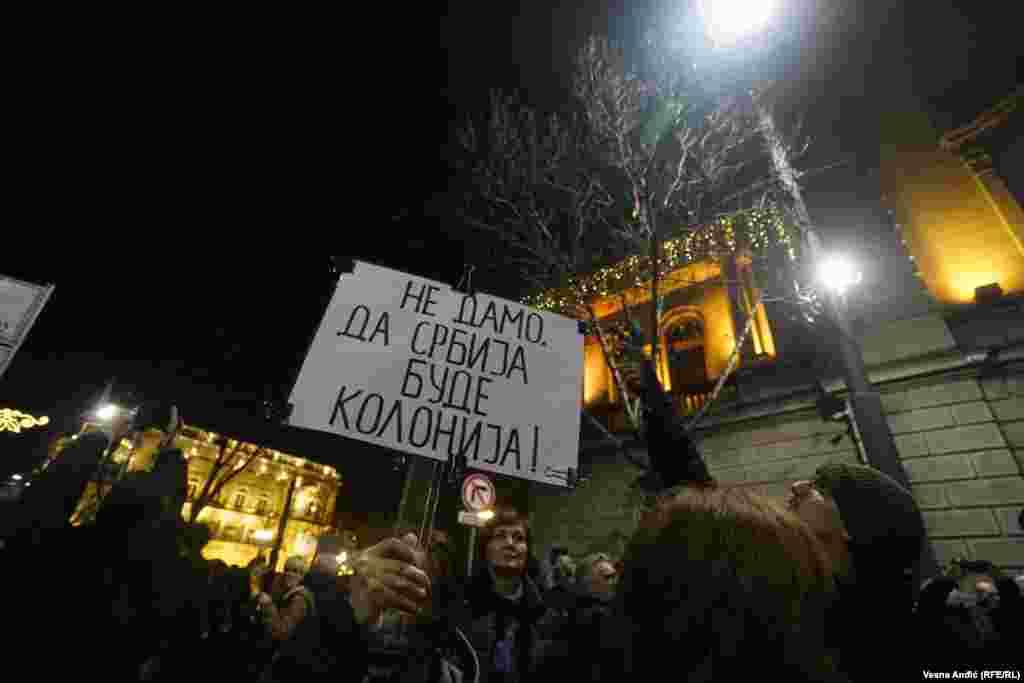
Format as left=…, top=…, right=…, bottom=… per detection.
left=2, top=1, right=1019, bottom=480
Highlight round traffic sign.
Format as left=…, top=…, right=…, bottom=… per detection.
left=462, top=473, right=496, bottom=511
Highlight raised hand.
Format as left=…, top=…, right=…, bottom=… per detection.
left=349, top=533, right=431, bottom=625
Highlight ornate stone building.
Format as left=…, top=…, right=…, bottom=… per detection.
left=62, top=422, right=343, bottom=572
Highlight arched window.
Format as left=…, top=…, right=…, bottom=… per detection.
left=662, top=313, right=707, bottom=395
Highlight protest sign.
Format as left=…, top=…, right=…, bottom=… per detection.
left=0, top=275, right=54, bottom=380
left=289, top=261, right=583, bottom=486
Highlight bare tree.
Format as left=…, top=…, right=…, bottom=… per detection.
left=457, top=34, right=802, bottom=439
left=573, top=34, right=769, bottom=362
left=188, top=436, right=265, bottom=523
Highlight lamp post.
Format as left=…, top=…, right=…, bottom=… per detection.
left=698, top=0, right=938, bottom=577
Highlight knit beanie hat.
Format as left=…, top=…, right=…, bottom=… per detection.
left=813, top=463, right=925, bottom=572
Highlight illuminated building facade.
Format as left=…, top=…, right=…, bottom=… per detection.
left=880, top=91, right=1023, bottom=304
left=61, top=422, right=343, bottom=572
left=532, top=208, right=787, bottom=422
left=525, top=89, right=1024, bottom=576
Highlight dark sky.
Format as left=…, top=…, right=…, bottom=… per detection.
left=2, top=1, right=1019, bottom=476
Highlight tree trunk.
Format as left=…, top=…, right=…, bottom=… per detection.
left=648, top=202, right=661, bottom=372
left=269, top=476, right=298, bottom=572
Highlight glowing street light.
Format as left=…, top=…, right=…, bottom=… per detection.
left=700, top=0, right=776, bottom=46
left=96, top=404, right=119, bottom=421
left=696, top=0, right=935, bottom=577
left=11, top=474, right=23, bottom=481
left=817, top=254, right=863, bottom=295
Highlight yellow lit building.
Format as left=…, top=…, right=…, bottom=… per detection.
left=62, top=422, right=342, bottom=572
left=540, top=210, right=785, bottom=419
left=880, top=91, right=1024, bottom=304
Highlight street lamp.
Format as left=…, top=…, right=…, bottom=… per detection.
left=698, top=0, right=935, bottom=578
left=699, top=0, right=775, bottom=47
left=817, top=255, right=863, bottom=295
left=96, top=404, right=120, bottom=421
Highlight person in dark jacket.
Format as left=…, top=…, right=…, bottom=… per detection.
left=457, top=507, right=553, bottom=683
left=11, top=430, right=111, bottom=542
left=543, top=549, right=576, bottom=617
left=364, top=528, right=477, bottom=683
left=637, top=354, right=921, bottom=680
left=786, top=464, right=926, bottom=680
left=266, top=553, right=352, bottom=680
left=916, top=560, right=1023, bottom=667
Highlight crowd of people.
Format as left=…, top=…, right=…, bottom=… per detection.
left=2, top=362, right=1021, bottom=681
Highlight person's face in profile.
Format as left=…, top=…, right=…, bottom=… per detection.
left=787, top=480, right=849, bottom=540
left=588, top=560, right=618, bottom=597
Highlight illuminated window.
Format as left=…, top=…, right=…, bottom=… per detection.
left=234, top=493, right=246, bottom=510
left=663, top=315, right=707, bottom=395
left=257, top=498, right=269, bottom=515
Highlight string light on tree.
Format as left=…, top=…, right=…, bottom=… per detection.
left=523, top=203, right=796, bottom=315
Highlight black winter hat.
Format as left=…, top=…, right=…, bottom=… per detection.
left=813, top=463, right=925, bottom=572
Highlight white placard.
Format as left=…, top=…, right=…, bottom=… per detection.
left=0, top=277, right=46, bottom=345
left=289, top=261, right=583, bottom=487
left=0, top=276, right=54, bottom=381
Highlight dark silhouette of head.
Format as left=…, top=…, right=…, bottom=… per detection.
left=615, top=486, right=838, bottom=680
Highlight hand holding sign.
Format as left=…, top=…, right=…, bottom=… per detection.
left=349, top=533, right=432, bottom=625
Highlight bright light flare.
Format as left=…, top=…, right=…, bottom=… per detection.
left=477, top=509, right=495, bottom=521
left=817, top=255, right=863, bottom=294
left=701, top=0, right=776, bottom=46
left=96, top=404, right=119, bottom=421
left=253, top=529, right=274, bottom=542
